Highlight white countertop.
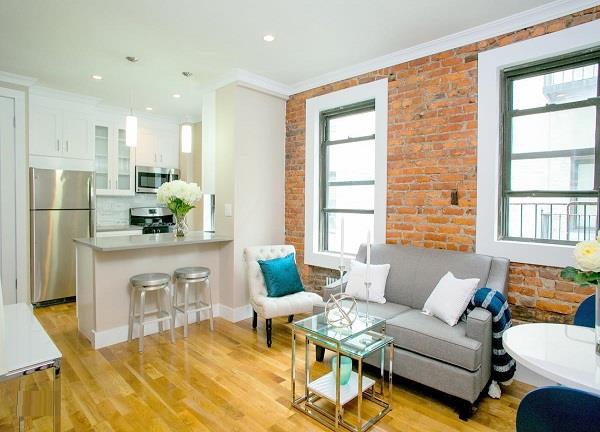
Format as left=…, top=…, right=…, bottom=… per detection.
left=73, top=231, right=232, bottom=252
left=1, top=303, right=61, bottom=378
left=503, top=323, right=600, bottom=395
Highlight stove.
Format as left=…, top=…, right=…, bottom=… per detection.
left=130, top=207, right=174, bottom=234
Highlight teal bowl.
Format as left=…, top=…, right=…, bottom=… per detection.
left=331, top=355, right=352, bottom=385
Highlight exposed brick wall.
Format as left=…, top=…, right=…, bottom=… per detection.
left=286, top=7, right=600, bottom=322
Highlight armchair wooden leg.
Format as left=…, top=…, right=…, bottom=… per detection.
left=316, top=346, right=325, bottom=362
left=252, top=310, right=257, bottom=329
left=266, top=319, right=272, bottom=347
left=287, top=314, right=294, bottom=323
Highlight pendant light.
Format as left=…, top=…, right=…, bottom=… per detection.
left=180, top=72, right=193, bottom=153
left=125, top=57, right=139, bottom=147
left=126, top=110, right=138, bottom=148
left=181, top=123, right=192, bottom=153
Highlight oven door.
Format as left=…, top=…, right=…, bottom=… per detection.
left=136, top=166, right=175, bottom=193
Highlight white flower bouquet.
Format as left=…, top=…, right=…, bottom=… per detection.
left=156, top=180, right=202, bottom=236
left=561, top=238, right=600, bottom=285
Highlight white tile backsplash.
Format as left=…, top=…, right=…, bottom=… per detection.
left=96, top=194, right=160, bottom=226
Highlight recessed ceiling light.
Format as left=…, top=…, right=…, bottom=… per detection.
left=263, top=34, right=275, bottom=42
left=172, top=94, right=181, bottom=99
left=145, top=107, right=153, bottom=111
left=91, top=74, right=103, bottom=80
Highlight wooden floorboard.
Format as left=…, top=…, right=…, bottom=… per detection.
left=0, top=303, right=530, bottom=431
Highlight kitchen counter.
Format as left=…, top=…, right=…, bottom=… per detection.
left=74, top=231, right=232, bottom=252
left=96, top=224, right=143, bottom=233
left=74, top=231, right=233, bottom=349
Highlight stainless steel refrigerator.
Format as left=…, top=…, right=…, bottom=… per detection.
left=30, top=168, right=94, bottom=305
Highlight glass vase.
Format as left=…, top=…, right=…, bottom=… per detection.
left=173, top=213, right=189, bottom=237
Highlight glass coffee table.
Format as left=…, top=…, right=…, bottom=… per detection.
left=291, top=312, right=393, bottom=432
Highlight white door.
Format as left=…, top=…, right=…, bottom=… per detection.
left=29, top=105, right=61, bottom=157
left=0, top=96, right=16, bottom=304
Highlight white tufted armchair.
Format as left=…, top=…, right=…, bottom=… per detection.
left=244, top=245, right=322, bottom=347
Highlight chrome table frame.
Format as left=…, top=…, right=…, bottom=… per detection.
left=291, top=316, right=393, bottom=432
left=1, top=357, right=61, bottom=432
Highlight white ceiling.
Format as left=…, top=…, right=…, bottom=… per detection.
left=0, top=0, right=560, bottom=118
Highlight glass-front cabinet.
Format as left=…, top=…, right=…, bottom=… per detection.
left=94, top=122, right=135, bottom=196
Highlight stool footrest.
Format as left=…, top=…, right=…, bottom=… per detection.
left=174, top=303, right=212, bottom=314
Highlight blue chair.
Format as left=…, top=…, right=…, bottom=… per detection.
left=574, top=295, right=595, bottom=328
left=516, top=386, right=600, bottom=432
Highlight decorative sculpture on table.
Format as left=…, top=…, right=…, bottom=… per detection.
left=325, top=293, right=358, bottom=327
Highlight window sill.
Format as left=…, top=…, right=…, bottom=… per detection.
left=304, top=250, right=356, bottom=270
left=475, top=235, right=575, bottom=268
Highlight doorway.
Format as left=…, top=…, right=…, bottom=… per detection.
left=0, top=95, right=16, bottom=303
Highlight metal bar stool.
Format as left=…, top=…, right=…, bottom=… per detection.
left=173, top=266, right=214, bottom=337
left=128, top=272, right=175, bottom=352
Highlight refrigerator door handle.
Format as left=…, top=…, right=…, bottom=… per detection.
left=88, top=176, right=94, bottom=237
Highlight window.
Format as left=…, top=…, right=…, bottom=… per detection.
left=501, top=50, right=600, bottom=245
left=304, top=79, right=387, bottom=269
left=319, top=101, right=376, bottom=254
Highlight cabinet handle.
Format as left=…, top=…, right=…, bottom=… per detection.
left=108, top=179, right=111, bottom=189
left=160, top=154, right=163, bottom=162
left=65, top=140, right=69, bottom=152
left=57, top=139, right=60, bottom=151
left=154, top=153, right=157, bottom=162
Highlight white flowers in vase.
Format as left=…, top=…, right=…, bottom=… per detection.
left=156, top=180, right=202, bottom=236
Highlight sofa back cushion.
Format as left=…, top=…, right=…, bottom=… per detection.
left=355, top=244, right=492, bottom=310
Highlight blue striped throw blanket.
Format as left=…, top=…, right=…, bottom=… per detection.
left=466, top=288, right=516, bottom=384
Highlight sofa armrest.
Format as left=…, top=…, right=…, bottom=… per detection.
left=466, top=307, right=492, bottom=383
left=466, top=307, right=491, bottom=341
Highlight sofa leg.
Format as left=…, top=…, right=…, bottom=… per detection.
left=266, top=318, right=272, bottom=347
left=458, top=400, right=475, bottom=421
left=287, top=314, right=294, bottom=323
left=315, top=346, right=325, bottom=362
left=252, top=310, right=257, bottom=329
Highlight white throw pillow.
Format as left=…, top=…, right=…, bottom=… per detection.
left=345, top=260, right=390, bottom=304
left=422, top=271, right=480, bottom=326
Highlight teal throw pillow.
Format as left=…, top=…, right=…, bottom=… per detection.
left=258, top=253, right=304, bottom=298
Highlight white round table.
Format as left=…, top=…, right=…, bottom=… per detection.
left=503, top=323, right=600, bottom=395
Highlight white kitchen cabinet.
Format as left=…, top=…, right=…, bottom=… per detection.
left=135, top=126, right=179, bottom=169
left=29, top=105, right=92, bottom=160
left=94, top=122, right=135, bottom=196
left=157, top=129, right=180, bottom=168
left=29, top=105, right=61, bottom=157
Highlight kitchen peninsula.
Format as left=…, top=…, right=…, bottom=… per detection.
left=74, top=231, right=232, bottom=349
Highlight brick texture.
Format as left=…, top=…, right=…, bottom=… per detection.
left=285, top=7, right=600, bottom=323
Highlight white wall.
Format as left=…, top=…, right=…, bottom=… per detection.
left=213, top=83, right=286, bottom=310
left=232, top=85, right=286, bottom=308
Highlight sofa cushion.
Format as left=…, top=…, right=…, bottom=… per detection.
left=356, top=244, right=492, bottom=310
left=386, top=309, right=482, bottom=372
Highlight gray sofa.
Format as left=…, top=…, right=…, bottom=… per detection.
left=315, top=243, right=509, bottom=418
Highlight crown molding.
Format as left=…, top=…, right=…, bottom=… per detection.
left=94, top=103, right=181, bottom=125
left=290, top=0, right=600, bottom=94
left=204, top=68, right=292, bottom=100
left=0, top=70, right=37, bottom=87
left=30, top=85, right=102, bottom=105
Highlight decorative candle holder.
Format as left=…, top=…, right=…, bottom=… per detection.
left=338, top=265, right=346, bottom=295
left=362, top=281, right=372, bottom=323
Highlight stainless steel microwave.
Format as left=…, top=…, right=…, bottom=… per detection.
left=135, top=166, right=180, bottom=193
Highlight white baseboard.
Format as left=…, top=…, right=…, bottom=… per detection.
left=219, top=303, right=253, bottom=322
left=90, top=303, right=252, bottom=349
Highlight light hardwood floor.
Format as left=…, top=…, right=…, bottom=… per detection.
left=0, top=303, right=531, bottom=431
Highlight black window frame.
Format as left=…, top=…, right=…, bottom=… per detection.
left=319, top=99, right=376, bottom=253
left=500, top=47, right=600, bottom=245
